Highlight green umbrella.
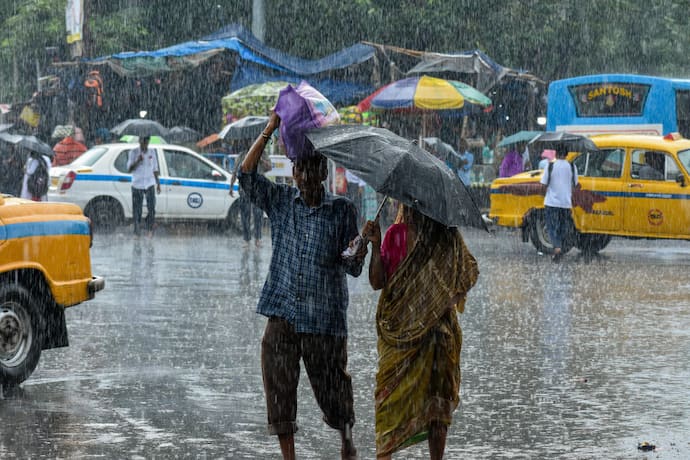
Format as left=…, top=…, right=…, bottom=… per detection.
left=221, top=81, right=290, bottom=121
left=497, top=130, right=543, bottom=147
left=119, top=135, right=166, bottom=144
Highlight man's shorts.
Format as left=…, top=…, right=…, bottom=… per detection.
left=261, top=317, right=355, bottom=435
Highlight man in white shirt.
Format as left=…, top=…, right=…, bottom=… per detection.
left=539, top=145, right=578, bottom=262
left=127, top=136, right=160, bottom=236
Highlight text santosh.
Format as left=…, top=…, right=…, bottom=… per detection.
left=588, top=86, right=633, bottom=100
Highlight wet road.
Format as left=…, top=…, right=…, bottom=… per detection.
left=2, top=225, right=690, bottom=459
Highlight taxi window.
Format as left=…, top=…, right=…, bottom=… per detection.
left=573, top=149, right=623, bottom=178
left=631, top=150, right=674, bottom=180
left=164, top=149, right=217, bottom=180
left=114, top=149, right=133, bottom=173
left=70, top=147, right=109, bottom=167
left=677, top=149, right=690, bottom=174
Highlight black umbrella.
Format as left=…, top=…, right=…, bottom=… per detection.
left=219, top=116, right=270, bottom=141
left=166, top=126, right=201, bottom=143
left=306, top=125, right=488, bottom=230
left=111, top=119, right=169, bottom=138
left=0, top=132, right=53, bottom=157
left=528, top=131, right=598, bottom=152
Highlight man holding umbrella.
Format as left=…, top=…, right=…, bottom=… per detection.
left=127, top=136, right=160, bottom=237
left=238, top=112, right=365, bottom=460
left=539, top=144, right=578, bottom=262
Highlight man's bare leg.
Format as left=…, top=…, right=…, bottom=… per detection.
left=278, top=433, right=295, bottom=460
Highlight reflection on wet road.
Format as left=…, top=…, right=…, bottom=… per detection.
left=2, top=226, right=690, bottom=458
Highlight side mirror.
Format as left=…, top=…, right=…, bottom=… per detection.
left=675, top=173, right=686, bottom=187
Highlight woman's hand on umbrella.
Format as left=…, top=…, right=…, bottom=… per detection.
left=362, top=220, right=381, bottom=247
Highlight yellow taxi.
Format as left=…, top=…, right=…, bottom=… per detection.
left=0, top=196, right=104, bottom=386
left=489, top=133, right=690, bottom=254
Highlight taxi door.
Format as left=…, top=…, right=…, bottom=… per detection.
left=622, top=149, right=689, bottom=237
left=160, top=148, right=231, bottom=219
left=572, top=149, right=624, bottom=233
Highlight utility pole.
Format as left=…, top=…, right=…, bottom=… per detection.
left=252, top=0, right=265, bottom=42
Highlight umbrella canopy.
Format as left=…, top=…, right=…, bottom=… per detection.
left=357, top=75, right=492, bottom=113
left=497, top=130, right=543, bottom=147
left=119, top=135, right=166, bottom=144
left=0, top=132, right=53, bottom=157
left=166, top=126, right=201, bottom=143
left=219, top=116, right=269, bottom=141
left=111, top=119, right=169, bottom=138
left=306, top=125, right=487, bottom=230
left=528, top=131, right=598, bottom=152
left=221, top=81, right=290, bottom=121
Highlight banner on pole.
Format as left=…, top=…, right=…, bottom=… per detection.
left=66, top=0, right=83, bottom=44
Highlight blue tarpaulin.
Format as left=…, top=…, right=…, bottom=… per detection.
left=90, top=24, right=377, bottom=105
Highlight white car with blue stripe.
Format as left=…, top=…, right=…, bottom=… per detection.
left=48, top=143, right=240, bottom=231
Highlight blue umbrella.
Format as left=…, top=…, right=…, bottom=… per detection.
left=497, top=130, right=543, bottom=147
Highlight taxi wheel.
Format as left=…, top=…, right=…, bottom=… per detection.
left=85, top=197, right=124, bottom=233
left=0, top=285, right=44, bottom=386
left=529, top=211, right=574, bottom=255
left=576, top=233, right=612, bottom=254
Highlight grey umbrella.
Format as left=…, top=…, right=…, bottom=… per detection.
left=111, top=119, right=169, bottom=138
left=528, top=131, right=598, bottom=151
left=0, top=132, right=53, bottom=157
left=219, top=116, right=270, bottom=141
left=306, top=125, right=488, bottom=230
left=166, top=126, right=201, bottom=143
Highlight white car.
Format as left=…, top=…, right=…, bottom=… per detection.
left=48, top=143, right=240, bottom=231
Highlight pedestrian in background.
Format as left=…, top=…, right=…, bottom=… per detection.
left=362, top=203, right=478, bottom=459
left=453, top=139, right=474, bottom=186
left=540, top=144, right=578, bottom=262
left=21, top=150, right=51, bottom=201
left=127, top=136, right=160, bottom=237
left=499, top=142, right=525, bottom=177
left=238, top=111, right=366, bottom=460
left=230, top=139, right=271, bottom=248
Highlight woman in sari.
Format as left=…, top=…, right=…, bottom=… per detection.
left=362, top=204, right=478, bottom=459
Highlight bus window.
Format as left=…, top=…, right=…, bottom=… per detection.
left=675, top=90, right=690, bottom=138
left=568, top=83, right=649, bottom=117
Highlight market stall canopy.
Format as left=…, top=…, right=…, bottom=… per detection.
left=88, top=23, right=377, bottom=106
left=405, top=49, right=545, bottom=93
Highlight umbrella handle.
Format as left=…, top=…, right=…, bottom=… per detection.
left=341, top=196, right=388, bottom=259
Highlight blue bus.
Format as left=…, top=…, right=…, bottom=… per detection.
left=546, top=74, right=690, bottom=137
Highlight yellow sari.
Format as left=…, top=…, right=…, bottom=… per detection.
left=375, top=218, right=478, bottom=457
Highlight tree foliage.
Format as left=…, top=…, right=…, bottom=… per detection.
left=2, top=0, right=690, bottom=101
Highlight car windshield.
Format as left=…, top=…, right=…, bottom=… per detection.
left=677, top=149, right=690, bottom=175
left=68, top=147, right=110, bottom=167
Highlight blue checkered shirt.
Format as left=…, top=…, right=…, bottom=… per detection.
left=239, top=171, right=363, bottom=337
